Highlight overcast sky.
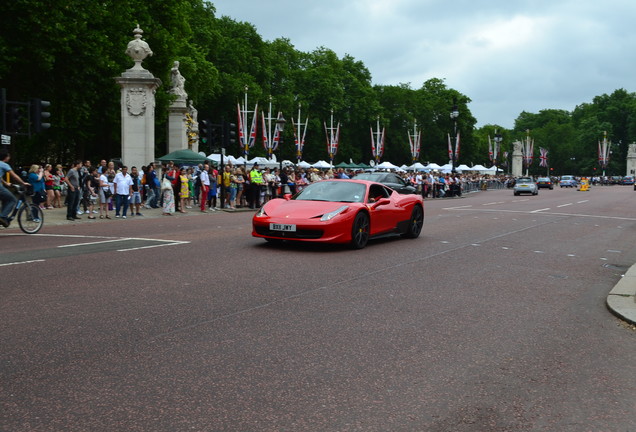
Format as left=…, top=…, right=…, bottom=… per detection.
left=213, top=0, right=636, bottom=129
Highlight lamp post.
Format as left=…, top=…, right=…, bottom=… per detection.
left=450, top=104, right=459, bottom=173
left=276, top=113, right=286, bottom=170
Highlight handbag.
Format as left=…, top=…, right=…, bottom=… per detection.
left=103, top=188, right=112, bottom=199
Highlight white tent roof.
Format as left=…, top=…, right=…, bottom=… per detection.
left=425, top=162, right=441, bottom=169
left=456, top=164, right=471, bottom=172
left=206, top=153, right=242, bottom=165
left=297, top=160, right=312, bottom=168
left=312, top=160, right=333, bottom=169
left=376, top=161, right=400, bottom=170
left=470, top=164, right=489, bottom=172
left=408, top=162, right=427, bottom=171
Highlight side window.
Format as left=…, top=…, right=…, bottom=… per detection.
left=368, top=184, right=388, bottom=202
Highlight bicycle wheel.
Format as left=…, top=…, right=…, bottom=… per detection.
left=17, top=203, right=44, bottom=234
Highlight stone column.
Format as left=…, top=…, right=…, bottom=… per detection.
left=167, top=61, right=188, bottom=153
left=627, top=143, right=636, bottom=176
left=114, top=25, right=161, bottom=169
left=511, top=140, right=523, bottom=177
left=167, top=100, right=188, bottom=154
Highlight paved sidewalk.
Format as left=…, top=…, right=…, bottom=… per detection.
left=607, top=263, right=636, bottom=326
left=0, top=203, right=254, bottom=230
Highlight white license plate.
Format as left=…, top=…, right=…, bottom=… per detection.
left=270, top=223, right=296, bottom=232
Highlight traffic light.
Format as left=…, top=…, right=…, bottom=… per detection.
left=199, top=120, right=210, bottom=146
left=224, top=121, right=236, bottom=147
left=31, top=98, right=51, bottom=132
left=8, top=106, right=24, bottom=133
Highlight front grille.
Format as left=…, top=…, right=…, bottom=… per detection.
left=255, top=225, right=323, bottom=239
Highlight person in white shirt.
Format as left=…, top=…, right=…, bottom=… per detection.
left=199, top=163, right=210, bottom=212
left=113, top=166, right=133, bottom=218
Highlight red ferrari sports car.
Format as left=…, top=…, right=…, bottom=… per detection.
left=252, top=179, right=424, bottom=249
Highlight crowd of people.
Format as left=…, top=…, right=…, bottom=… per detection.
left=2, top=149, right=518, bottom=227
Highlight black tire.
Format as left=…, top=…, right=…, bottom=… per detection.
left=402, top=204, right=424, bottom=239
left=18, top=203, right=44, bottom=234
left=350, top=212, right=370, bottom=249
left=514, top=191, right=519, bottom=196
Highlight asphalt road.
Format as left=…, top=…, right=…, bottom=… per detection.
left=2, top=185, right=636, bottom=431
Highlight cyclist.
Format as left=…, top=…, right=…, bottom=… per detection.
left=0, top=149, right=29, bottom=227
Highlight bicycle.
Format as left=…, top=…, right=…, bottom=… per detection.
left=1, top=184, right=44, bottom=234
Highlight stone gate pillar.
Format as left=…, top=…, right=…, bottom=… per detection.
left=114, top=25, right=161, bottom=169
left=511, top=140, right=523, bottom=177
left=627, top=143, right=636, bottom=176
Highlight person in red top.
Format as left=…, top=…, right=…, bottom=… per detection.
left=43, top=164, right=55, bottom=209
left=166, top=161, right=180, bottom=212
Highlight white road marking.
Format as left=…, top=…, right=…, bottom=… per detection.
left=0, top=259, right=45, bottom=267
left=531, top=208, right=551, bottom=213
left=577, top=200, right=589, bottom=204
left=557, top=203, right=573, bottom=208
left=58, top=239, right=129, bottom=248
left=442, top=205, right=472, bottom=210
left=117, top=243, right=189, bottom=252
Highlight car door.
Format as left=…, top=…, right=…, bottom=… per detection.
left=367, top=184, right=401, bottom=234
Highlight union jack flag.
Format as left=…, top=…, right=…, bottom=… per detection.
left=539, top=147, right=548, bottom=167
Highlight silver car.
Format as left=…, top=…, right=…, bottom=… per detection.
left=513, top=177, right=538, bottom=196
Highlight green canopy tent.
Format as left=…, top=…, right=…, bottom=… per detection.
left=157, top=149, right=214, bottom=166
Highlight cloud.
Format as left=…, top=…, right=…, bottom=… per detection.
left=214, top=0, right=636, bottom=128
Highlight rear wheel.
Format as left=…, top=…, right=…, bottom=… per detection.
left=350, top=212, right=369, bottom=249
left=402, top=205, right=423, bottom=238
left=18, top=203, right=43, bottom=234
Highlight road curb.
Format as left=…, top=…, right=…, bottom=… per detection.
left=606, top=263, right=636, bottom=326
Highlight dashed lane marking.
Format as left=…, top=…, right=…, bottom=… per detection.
left=0, top=234, right=189, bottom=266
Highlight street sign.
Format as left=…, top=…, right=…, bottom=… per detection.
left=1, top=134, right=11, bottom=145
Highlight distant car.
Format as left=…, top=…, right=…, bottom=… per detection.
left=559, top=175, right=577, bottom=188
left=621, top=175, right=634, bottom=185
left=536, top=177, right=554, bottom=189
left=610, top=176, right=623, bottom=185
left=513, top=177, right=538, bottom=196
left=352, top=172, right=417, bottom=194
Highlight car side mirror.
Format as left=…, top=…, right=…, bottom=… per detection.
left=372, top=197, right=390, bottom=208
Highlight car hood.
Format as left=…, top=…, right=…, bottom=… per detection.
left=263, top=199, right=355, bottom=219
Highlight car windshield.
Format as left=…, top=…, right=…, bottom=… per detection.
left=517, top=178, right=533, bottom=183
left=293, top=181, right=366, bottom=203
left=537, top=177, right=550, bottom=181
left=354, top=173, right=385, bottom=181
left=562, top=176, right=574, bottom=180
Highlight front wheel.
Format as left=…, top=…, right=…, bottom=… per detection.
left=402, top=205, right=424, bottom=238
left=350, top=212, right=370, bottom=249
left=18, top=203, right=44, bottom=234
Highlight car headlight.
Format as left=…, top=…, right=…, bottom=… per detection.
left=255, top=207, right=267, bottom=217
left=320, top=205, right=348, bottom=221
